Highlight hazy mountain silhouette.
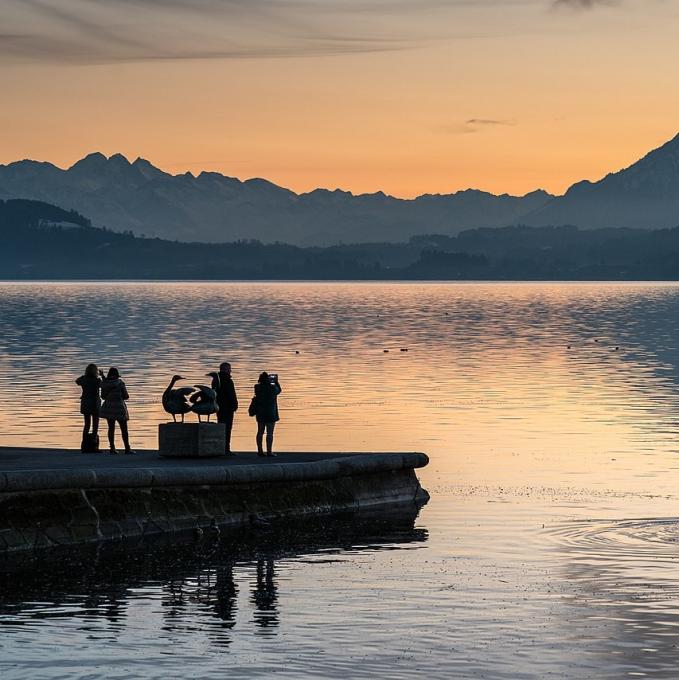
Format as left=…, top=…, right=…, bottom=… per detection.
left=5, top=198, right=679, bottom=281
left=3, top=133, right=679, bottom=243
left=0, top=153, right=551, bottom=245
left=524, top=133, right=679, bottom=229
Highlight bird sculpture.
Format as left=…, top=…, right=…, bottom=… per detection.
left=162, top=375, right=195, bottom=423
left=189, top=374, right=219, bottom=422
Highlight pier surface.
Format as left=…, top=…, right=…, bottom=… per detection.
left=0, top=447, right=361, bottom=472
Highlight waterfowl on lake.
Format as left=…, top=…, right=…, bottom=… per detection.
left=162, top=375, right=195, bottom=423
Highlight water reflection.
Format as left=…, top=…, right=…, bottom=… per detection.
left=251, top=560, right=278, bottom=632
left=546, top=516, right=679, bottom=678
left=2, top=282, right=679, bottom=462
left=0, top=508, right=426, bottom=647
left=6, top=283, right=679, bottom=677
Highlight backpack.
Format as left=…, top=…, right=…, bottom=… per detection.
left=81, top=433, right=100, bottom=453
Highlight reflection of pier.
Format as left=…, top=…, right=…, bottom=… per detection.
left=0, top=507, right=427, bottom=642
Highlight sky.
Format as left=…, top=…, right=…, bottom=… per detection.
left=1, top=0, right=678, bottom=198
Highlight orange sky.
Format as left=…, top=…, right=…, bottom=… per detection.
left=1, top=0, right=679, bottom=197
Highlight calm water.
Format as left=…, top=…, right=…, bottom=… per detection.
left=3, top=282, right=679, bottom=678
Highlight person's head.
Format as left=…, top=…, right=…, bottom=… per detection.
left=107, top=367, right=120, bottom=380
left=85, top=363, right=98, bottom=378
left=258, top=372, right=269, bottom=385
left=220, top=362, right=232, bottom=375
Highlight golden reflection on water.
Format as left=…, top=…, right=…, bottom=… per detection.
left=2, top=282, right=679, bottom=490
left=4, top=282, right=679, bottom=677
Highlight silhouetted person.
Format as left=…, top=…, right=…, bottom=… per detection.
left=212, top=362, right=238, bottom=454
left=253, top=372, right=282, bottom=457
left=76, top=363, right=102, bottom=448
left=251, top=558, right=279, bottom=631
left=100, top=367, right=134, bottom=455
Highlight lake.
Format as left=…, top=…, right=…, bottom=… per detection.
left=2, top=281, right=679, bottom=678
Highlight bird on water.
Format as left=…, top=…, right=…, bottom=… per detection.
left=162, top=375, right=195, bottom=423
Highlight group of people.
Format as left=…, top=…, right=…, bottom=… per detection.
left=76, top=365, right=134, bottom=455
left=76, top=361, right=282, bottom=456
left=210, top=362, right=282, bottom=457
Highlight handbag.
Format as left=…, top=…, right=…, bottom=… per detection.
left=248, top=396, right=257, bottom=417
left=81, top=433, right=100, bottom=453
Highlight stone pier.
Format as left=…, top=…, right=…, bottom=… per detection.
left=0, top=448, right=429, bottom=553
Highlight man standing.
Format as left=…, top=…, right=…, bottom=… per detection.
left=212, top=362, right=238, bottom=454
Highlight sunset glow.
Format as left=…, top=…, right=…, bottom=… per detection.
left=2, top=0, right=679, bottom=196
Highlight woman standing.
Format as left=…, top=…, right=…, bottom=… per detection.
left=253, top=372, right=282, bottom=457
left=100, top=367, right=134, bottom=454
left=75, top=363, right=102, bottom=451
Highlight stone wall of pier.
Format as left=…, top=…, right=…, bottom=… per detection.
left=0, top=454, right=429, bottom=553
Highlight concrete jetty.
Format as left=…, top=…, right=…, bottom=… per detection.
left=0, top=448, right=429, bottom=553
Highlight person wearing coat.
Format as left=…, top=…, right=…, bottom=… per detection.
left=100, top=367, right=134, bottom=454
left=75, top=363, right=102, bottom=442
left=212, top=362, right=239, bottom=455
left=253, top=372, right=282, bottom=457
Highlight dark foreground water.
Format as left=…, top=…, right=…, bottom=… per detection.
left=3, top=282, right=679, bottom=678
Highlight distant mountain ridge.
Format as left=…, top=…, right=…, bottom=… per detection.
left=2, top=133, right=679, bottom=244
left=0, top=152, right=551, bottom=245
left=523, top=133, right=679, bottom=229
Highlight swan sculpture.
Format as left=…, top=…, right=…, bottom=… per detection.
left=162, top=375, right=195, bottom=423
left=190, top=373, right=219, bottom=422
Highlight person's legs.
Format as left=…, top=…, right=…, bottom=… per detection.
left=218, top=411, right=235, bottom=453
left=119, top=419, right=131, bottom=453
left=107, top=419, right=117, bottom=453
left=83, top=413, right=91, bottom=437
left=256, top=421, right=265, bottom=454
left=224, top=411, right=234, bottom=453
left=266, top=422, right=275, bottom=455
left=92, top=414, right=99, bottom=438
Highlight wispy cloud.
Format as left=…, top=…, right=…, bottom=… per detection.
left=552, top=0, right=619, bottom=9
left=0, top=0, right=462, bottom=64
left=466, top=118, right=517, bottom=127
left=2, top=0, right=625, bottom=65
left=440, top=118, right=517, bottom=135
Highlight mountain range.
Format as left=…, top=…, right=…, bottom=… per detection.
left=2, top=133, right=679, bottom=245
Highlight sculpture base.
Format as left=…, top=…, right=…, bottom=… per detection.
left=158, top=422, right=226, bottom=458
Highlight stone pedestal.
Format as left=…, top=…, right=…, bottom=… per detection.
left=158, top=423, right=226, bottom=458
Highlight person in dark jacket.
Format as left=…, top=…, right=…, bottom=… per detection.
left=100, top=367, right=134, bottom=455
left=212, top=362, right=239, bottom=454
left=76, top=363, right=102, bottom=440
left=253, top=372, right=282, bottom=457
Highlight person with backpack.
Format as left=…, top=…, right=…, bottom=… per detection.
left=76, top=363, right=102, bottom=452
